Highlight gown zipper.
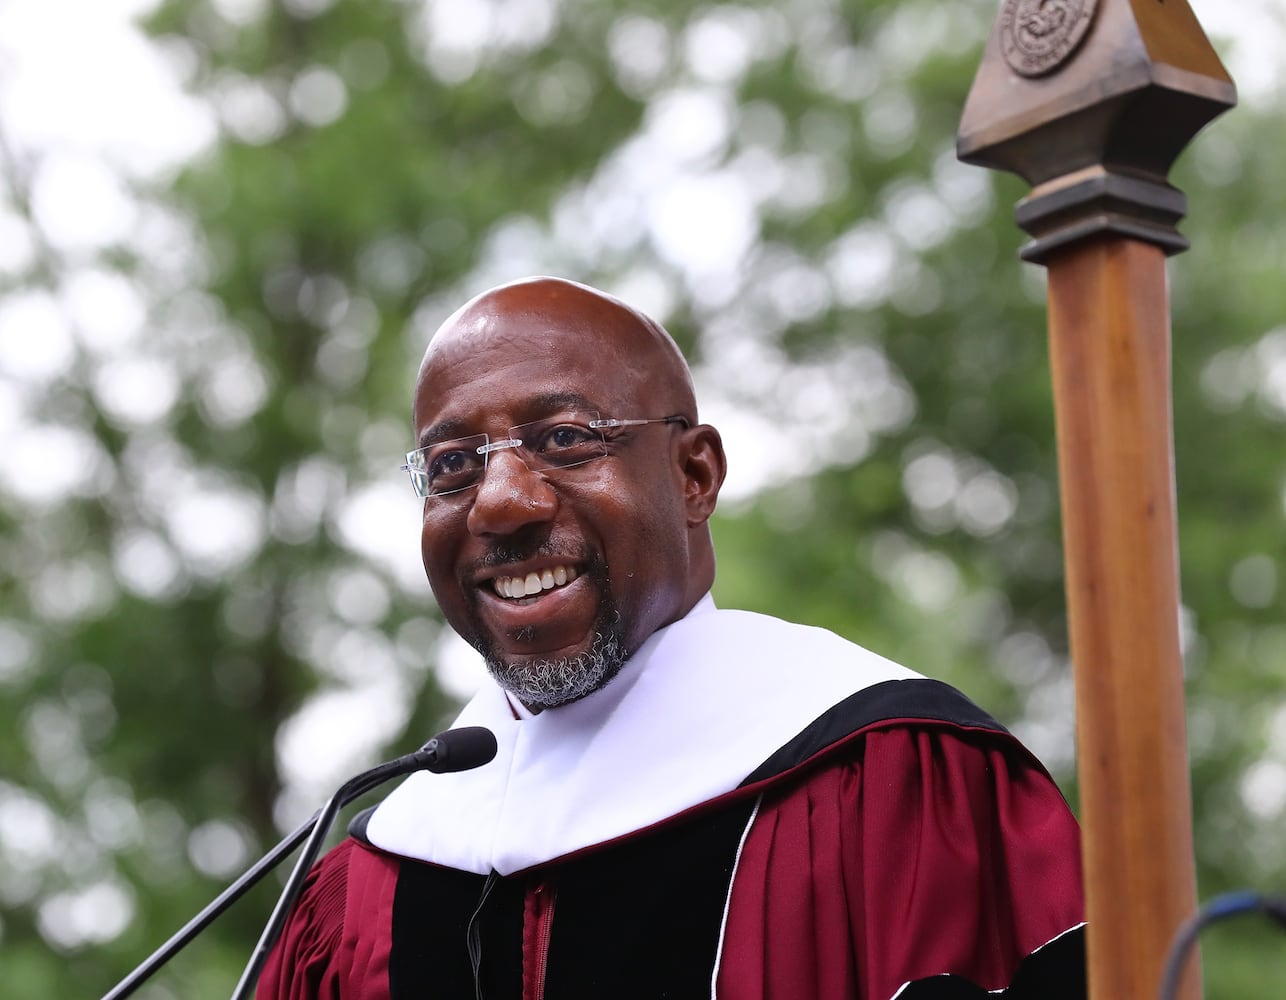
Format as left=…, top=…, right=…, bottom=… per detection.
left=523, top=877, right=557, bottom=1000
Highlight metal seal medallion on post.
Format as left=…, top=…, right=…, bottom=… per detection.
left=999, top=0, right=1098, bottom=78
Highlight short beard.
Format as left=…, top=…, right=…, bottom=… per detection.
left=484, top=629, right=628, bottom=710
left=464, top=551, right=630, bottom=709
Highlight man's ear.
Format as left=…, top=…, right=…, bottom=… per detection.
left=678, top=424, right=727, bottom=527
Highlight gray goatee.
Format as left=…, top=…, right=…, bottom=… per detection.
left=485, top=630, right=627, bottom=710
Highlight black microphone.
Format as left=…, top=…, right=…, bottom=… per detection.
left=102, top=726, right=497, bottom=1000
left=230, top=724, right=497, bottom=998
left=418, top=725, right=499, bottom=774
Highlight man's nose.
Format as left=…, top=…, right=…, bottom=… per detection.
left=465, top=449, right=558, bottom=536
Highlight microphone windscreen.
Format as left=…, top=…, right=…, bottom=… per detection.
left=423, top=726, right=498, bottom=773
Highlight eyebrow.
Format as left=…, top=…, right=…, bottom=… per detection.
left=416, top=392, right=605, bottom=449
left=417, top=418, right=472, bottom=449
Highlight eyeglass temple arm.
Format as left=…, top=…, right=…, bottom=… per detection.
left=589, top=415, right=690, bottom=429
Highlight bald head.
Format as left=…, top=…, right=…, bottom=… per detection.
left=421, top=276, right=698, bottom=423
left=410, top=276, right=727, bottom=710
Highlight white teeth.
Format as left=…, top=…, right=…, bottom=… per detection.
left=492, top=565, right=579, bottom=599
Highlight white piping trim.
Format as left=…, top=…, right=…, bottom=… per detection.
left=890, top=977, right=1006, bottom=999
left=710, top=794, right=763, bottom=999
left=887, top=921, right=1087, bottom=999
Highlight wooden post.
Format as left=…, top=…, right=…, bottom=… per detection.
left=956, top=3, right=1235, bottom=998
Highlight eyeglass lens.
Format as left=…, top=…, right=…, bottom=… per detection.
left=404, top=412, right=609, bottom=498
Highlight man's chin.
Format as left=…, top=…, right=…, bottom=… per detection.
left=483, top=631, right=627, bottom=710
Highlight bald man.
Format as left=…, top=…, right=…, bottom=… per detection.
left=259, top=278, right=1085, bottom=1000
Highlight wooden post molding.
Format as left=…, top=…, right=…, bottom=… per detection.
left=956, top=2, right=1235, bottom=998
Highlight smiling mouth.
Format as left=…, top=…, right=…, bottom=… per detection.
left=491, top=565, right=580, bottom=602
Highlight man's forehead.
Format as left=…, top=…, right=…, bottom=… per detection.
left=418, top=325, right=636, bottom=396
left=415, top=389, right=608, bottom=446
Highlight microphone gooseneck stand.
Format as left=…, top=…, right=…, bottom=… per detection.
left=102, top=813, right=314, bottom=1000
left=101, top=726, right=498, bottom=1000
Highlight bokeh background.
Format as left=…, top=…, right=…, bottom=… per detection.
left=1, top=0, right=1283, bottom=995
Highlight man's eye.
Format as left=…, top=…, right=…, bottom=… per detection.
left=431, top=451, right=464, bottom=474
left=429, top=449, right=481, bottom=480
left=542, top=425, right=594, bottom=451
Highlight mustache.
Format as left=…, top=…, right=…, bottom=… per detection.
left=467, top=538, right=591, bottom=573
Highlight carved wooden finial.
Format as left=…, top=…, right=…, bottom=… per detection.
left=957, top=0, right=1236, bottom=261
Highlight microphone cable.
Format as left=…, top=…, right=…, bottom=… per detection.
left=1158, top=890, right=1286, bottom=1000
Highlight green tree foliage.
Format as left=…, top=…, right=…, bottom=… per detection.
left=1, top=0, right=1282, bottom=996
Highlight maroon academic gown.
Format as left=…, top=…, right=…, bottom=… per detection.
left=258, top=679, right=1084, bottom=1000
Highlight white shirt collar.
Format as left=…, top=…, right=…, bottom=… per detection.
left=367, top=598, right=916, bottom=874
left=501, top=594, right=718, bottom=720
